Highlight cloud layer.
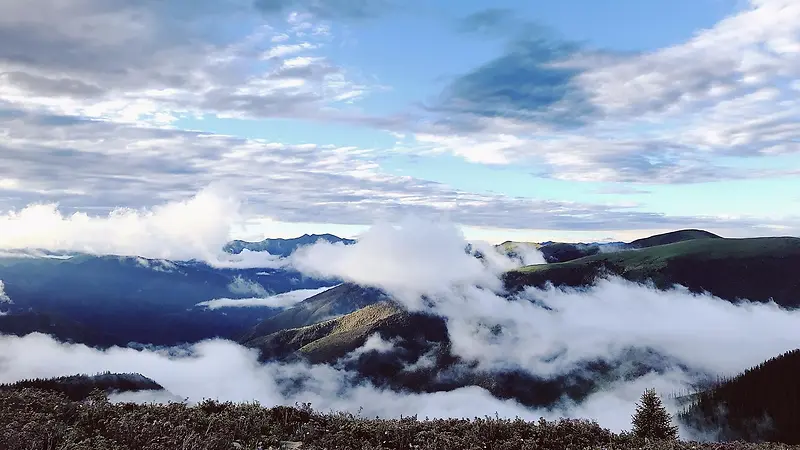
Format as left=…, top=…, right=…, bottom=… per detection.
left=0, top=185, right=241, bottom=261
left=0, top=280, right=11, bottom=305
left=1, top=217, right=798, bottom=439
left=0, top=0, right=371, bottom=124
left=287, top=217, right=800, bottom=378
left=420, top=0, right=800, bottom=184
left=4, top=185, right=790, bottom=264
left=197, top=286, right=333, bottom=310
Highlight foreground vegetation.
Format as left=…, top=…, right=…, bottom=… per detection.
left=3, top=388, right=800, bottom=450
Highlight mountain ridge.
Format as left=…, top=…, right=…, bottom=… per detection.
left=224, top=233, right=356, bottom=257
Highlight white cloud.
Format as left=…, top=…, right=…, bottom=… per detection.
left=341, top=333, right=398, bottom=361
left=290, top=217, right=507, bottom=305
left=0, top=280, right=11, bottom=304
left=290, top=219, right=800, bottom=380
left=0, top=185, right=241, bottom=262
left=197, top=286, right=333, bottom=310
left=0, top=332, right=686, bottom=434
left=413, top=0, right=800, bottom=184
left=0, top=0, right=371, bottom=125
left=1, top=217, right=799, bottom=438
left=227, top=276, right=270, bottom=297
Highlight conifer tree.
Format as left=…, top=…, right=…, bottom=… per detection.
left=631, top=388, right=679, bottom=441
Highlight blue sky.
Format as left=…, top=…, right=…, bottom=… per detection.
left=0, top=0, right=799, bottom=243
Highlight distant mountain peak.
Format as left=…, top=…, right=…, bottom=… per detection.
left=224, top=233, right=356, bottom=257
left=629, top=229, right=721, bottom=249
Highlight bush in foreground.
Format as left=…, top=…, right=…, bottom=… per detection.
left=2, top=388, right=799, bottom=450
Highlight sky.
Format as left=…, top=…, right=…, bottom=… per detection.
left=1, top=0, right=800, bottom=243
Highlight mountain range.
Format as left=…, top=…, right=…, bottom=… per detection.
left=2, top=229, right=800, bottom=442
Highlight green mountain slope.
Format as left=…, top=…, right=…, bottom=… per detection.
left=629, top=229, right=722, bottom=249
left=238, top=283, right=387, bottom=343
left=242, top=301, right=449, bottom=364
left=505, top=237, right=800, bottom=307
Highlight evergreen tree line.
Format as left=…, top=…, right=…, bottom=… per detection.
left=0, top=371, right=162, bottom=401
left=678, top=348, right=800, bottom=443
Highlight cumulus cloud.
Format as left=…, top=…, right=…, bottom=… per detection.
left=0, top=186, right=243, bottom=262
left=0, top=186, right=285, bottom=268
left=197, top=286, right=333, bottom=310
left=285, top=217, right=800, bottom=435
left=227, top=276, right=270, bottom=297
left=0, top=280, right=11, bottom=304
left=290, top=217, right=511, bottom=304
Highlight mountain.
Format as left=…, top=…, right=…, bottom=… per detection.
left=242, top=293, right=699, bottom=409
left=504, top=236, right=800, bottom=307
left=224, top=233, right=355, bottom=256
left=499, top=229, right=715, bottom=264
left=236, top=232, right=800, bottom=411
left=238, top=283, right=387, bottom=343
left=679, top=349, right=800, bottom=443
left=629, top=229, right=722, bottom=249
left=242, top=301, right=433, bottom=362
left=0, top=311, right=119, bottom=346
left=0, top=252, right=335, bottom=346
left=0, top=372, right=164, bottom=401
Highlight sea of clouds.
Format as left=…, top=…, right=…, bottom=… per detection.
left=1, top=187, right=799, bottom=439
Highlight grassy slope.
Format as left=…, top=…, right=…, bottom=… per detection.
left=629, top=229, right=722, bottom=248
left=243, top=302, right=406, bottom=363
left=505, top=237, right=800, bottom=306
left=238, top=283, right=386, bottom=343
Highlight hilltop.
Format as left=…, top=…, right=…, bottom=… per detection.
left=629, top=229, right=722, bottom=249
left=0, top=372, right=164, bottom=401
left=224, top=233, right=355, bottom=256
left=497, top=229, right=716, bottom=264
left=505, top=236, right=800, bottom=306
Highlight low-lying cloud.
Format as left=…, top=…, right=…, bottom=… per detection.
left=0, top=186, right=289, bottom=269
left=197, top=286, right=333, bottom=310
left=290, top=217, right=522, bottom=308
left=1, top=204, right=798, bottom=439
left=290, top=218, right=800, bottom=378
left=0, top=186, right=238, bottom=261
left=0, top=280, right=12, bottom=304
left=226, top=276, right=270, bottom=297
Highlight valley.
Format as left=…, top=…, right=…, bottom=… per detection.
left=1, top=229, right=799, bottom=445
